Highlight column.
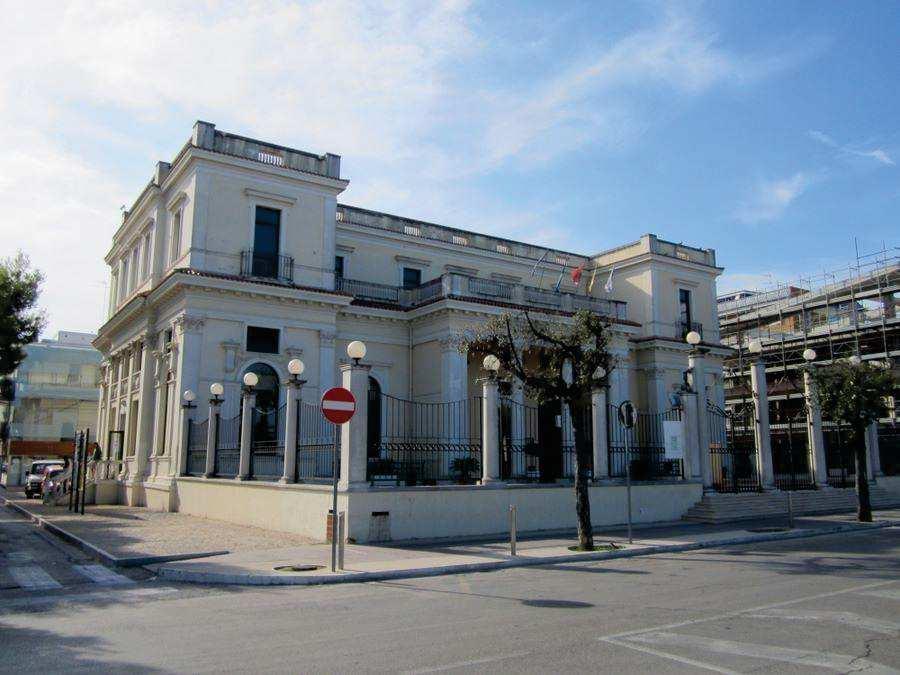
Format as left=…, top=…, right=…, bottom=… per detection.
left=750, top=360, right=775, bottom=488
left=481, top=378, right=500, bottom=483
left=591, top=388, right=609, bottom=479
left=608, top=351, right=631, bottom=406
left=204, top=397, right=221, bottom=477
left=119, top=350, right=133, bottom=479
left=689, top=349, right=713, bottom=489
left=865, top=422, right=881, bottom=479
left=318, top=330, right=336, bottom=395
left=150, top=348, right=168, bottom=458
left=281, top=381, right=303, bottom=483
left=339, top=363, right=370, bottom=489
left=646, top=367, right=668, bottom=413
left=440, top=339, right=467, bottom=401
left=237, top=390, right=255, bottom=480
left=133, top=340, right=156, bottom=481
left=803, top=370, right=828, bottom=487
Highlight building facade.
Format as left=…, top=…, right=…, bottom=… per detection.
left=93, top=121, right=728, bottom=539
left=1, top=331, right=100, bottom=485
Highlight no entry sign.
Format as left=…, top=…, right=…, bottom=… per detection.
left=321, top=387, right=356, bottom=424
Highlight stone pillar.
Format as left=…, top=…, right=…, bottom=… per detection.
left=440, top=339, right=467, bottom=402
left=865, top=422, right=881, bottom=479
left=608, top=352, right=631, bottom=406
left=318, top=330, right=336, bottom=395
left=237, top=391, right=255, bottom=480
left=204, top=398, right=221, bottom=477
left=689, top=350, right=713, bottom=489
left=591, top=388, right=609, bottom=479
left=803, top=370, right=828, bottom=487
left=339, top=363, right=370, bottom=489
left=133, top=341, right=156, bottom=480
left=481, top=378, right=500, bottom=483
left=150, top=348, right=168, bottom=458
left=750, top=360, right=774, bottom=488
left=281, top=380, right=303, bottom=483
left=646, top=367, right=668, bottom=414
left=680, top=391, right=699, bottom=479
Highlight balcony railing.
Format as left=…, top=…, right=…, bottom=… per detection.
left=337, top=272, right=627, bottom=320
left=680, top=321, right=703, bottom=339
left=240, top=250, right=294, bottom=283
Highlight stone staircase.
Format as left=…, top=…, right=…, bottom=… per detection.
left=683, top=485, right=900, bottom=524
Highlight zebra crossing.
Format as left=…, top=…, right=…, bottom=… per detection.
left=601, top=579, right=900, bottom=673
left=2, top=559, right=135, bottom=591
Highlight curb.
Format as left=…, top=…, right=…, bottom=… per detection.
left=155, top=520, right=896, bottom=587
left=1, top=496, right=229, bottom=568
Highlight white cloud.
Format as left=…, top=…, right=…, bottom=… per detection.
left=807, top=129, right=894, bottom=166
left=735, top=172, right=815, bottom=224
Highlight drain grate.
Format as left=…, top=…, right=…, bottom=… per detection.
left=273, top=564, right=323, bottom=573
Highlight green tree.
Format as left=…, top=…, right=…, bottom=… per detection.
left=806, top=359, right=894, bottom=522
left=461, top=309, right=613, bottom=550
left=0, top=252, right=45, bottom=376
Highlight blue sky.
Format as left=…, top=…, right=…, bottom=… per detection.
left=0, top=1, right=897, bottom=336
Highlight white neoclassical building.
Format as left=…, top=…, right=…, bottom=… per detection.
left=93, top=121, right=729, bottom=542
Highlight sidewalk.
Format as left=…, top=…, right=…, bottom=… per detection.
left=0, top=485, right=314, bottom=566
left=153, top=509, right=899, bottom=586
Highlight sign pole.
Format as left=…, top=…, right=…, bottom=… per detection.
left=618, top=401, right=636, bottom=545
left=331, top=422, right=339, bottom=573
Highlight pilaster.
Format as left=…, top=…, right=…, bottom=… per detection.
left=750, top=360, right=774, bottom=488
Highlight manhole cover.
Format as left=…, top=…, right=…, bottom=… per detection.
left=273, top=564, right=323, bottom=573
left=746, top=527, right=790, bottom=533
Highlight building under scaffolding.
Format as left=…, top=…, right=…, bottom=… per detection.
left=718, top=247, right=899, bottom=485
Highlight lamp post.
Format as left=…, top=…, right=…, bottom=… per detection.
left=282, top=358, right=306, bottom=484
left=205, top=383, right=224, bottom=477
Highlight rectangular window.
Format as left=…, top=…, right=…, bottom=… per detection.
left=246, top=326, right=280, bottom=354
left=142, top=231, right=152, bottom=279
left=170, top=210, right=182, bottom=264
left=402, top=267, right=421, bottom=289
left=679, top=289, right=693, bottom=329
left=130, top=248, right=139, bottom=289
left=334, top=255, right=344, bottom=279
left=120, top=258, right=129, bottom=296
left=252, top=206, right=281, bottom=277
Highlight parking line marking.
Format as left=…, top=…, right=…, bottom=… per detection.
left=74, top=564, right=135, bottom=586
left=745, top=608, right=900, bottom=635
left=858, top=588, right=900, bottom=601
left=402, top=653, right=527, bottom=674
left=625, top=632, right=894, bottom=673
left=8, top=565, right=62, bottom=590
left=602, top=637, right=737, bottom=674
left=7, top=552, right=33, bottom=563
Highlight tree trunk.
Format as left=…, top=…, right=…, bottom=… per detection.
left=853, top=422, right=873, bottom=522
left=567, top=399, right=594, bottom=549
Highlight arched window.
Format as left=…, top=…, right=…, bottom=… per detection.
left=245, top=363, right=280, bottom=442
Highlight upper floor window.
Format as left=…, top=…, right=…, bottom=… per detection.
left=141, top=231, right=152, bottom=279
left=679, top=288, right=693, bottom=329
left=402, top=267, right=421, bottom=289
left=334, top=255, right=345, bottom=279
left=120, top=258, right=129, bottom=297
left=252, top=206, right=281, bottom=278
left=246, top=326, right=280, bottom=354
left=170, top=210, right=182, bottom=265
left=130, top=247, right=139, bottom=289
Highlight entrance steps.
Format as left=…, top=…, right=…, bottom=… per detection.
left=683, top=484, right=900, bottom=524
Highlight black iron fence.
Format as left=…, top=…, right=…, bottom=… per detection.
left=499, top=398, right=540, bottom=481
left=707, top=404, right=761, bottom=493
left=367, top=392, right=482, bottom=485
left=823, top=422, right=856, bottom=488
left=611, top=406, right=683, bottom=480
left=879, top=423, right=899, bottom=476
left=296, top=401, right=338, bottom=481
left=185, top=418, right=208, bottom=476
left=214, top=413, right=241, bottom=478
left=250, top=405, right=285, bottom=480
left=561, top=404, right=594, bottom=479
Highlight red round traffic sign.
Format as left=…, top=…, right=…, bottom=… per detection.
left=321, top=387, right=356, bottom=424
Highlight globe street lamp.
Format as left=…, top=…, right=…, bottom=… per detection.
left=347, top=340, right=367, bottom=365
left=482, top=354, right=500, bottom=379
left=287, top=358, right=306, bottom=385
left=242, top=371, right=258, bottom=394
left=209, top=382, right=224, bottom=404
left=182, top=389, right=197, bottom=410
left=802, top=348, right=817, bottom=363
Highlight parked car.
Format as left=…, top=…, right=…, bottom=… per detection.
left=24, top=460, right=65, bottom=498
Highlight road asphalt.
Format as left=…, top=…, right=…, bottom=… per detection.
left=0, top=503, right=897, bottom=673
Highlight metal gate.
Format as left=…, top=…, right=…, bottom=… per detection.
left=296, top=401, right=337, bottom=481
left=707, top=403, right=761, bottom=493
left=214, top=413, right=241, bottom=477
left=611, top=406, right=683, bottom=480
left=823, top=423, right=856, bottom=488
left=499, top=398, right=541, bottom=481
left=770, top=404, right=815, bottom=491
left=185, top=419, right=208, bottom=476
left=249, top=404, right=285, bottom=480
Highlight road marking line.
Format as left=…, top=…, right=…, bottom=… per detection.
left=599, top=578, right=899, bottom=641
left=602, top=637, right=738, bottom=674
left=7, top=565, right=62, bottom=590
left=858, top=589, right=900, bottom=601
left=74, top=564, right=135, bottom=586
left=7, top=552, right=33, bottom=563
left=402, top=653, right=526, bottom=674
left=0, top=586, right=178, bottom=611
left=745, top=609, right=900, bottom=635
left=624, top=632, right=893, bottom=673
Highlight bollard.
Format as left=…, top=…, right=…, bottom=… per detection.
left=509, top=505, right=517, bottom=557
left=338, top=511, right=346, bottom=571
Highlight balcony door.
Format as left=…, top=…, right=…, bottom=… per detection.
left=253, top=206, right=281, bottom=278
